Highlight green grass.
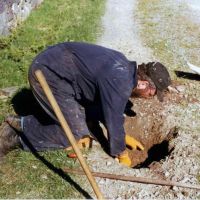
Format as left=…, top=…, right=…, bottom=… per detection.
left=0, top=0, right=105, bottom=121
left=0, top=0, right=105, bottom=88
left=0, top=99, right=13, bottom=122
left=0, top=149, right=91, bottom=198
left=0, top=0, right=105, bottom=198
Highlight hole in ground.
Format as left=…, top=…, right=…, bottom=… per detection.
left=137, top=139, right=174, bottom=168
left=129, top=126, right=179, bottom=168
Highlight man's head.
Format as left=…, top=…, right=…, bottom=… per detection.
left=132, top=62, right=171, bottom=101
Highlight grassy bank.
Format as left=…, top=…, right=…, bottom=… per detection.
left=0, top=0, right=105, bottom=120
left=0, top=0, right=105, bottom=198
left=0, top=0, right=104, bottom=88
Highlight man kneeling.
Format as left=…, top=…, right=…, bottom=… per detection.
left=0, top=42, right=171, bottom=167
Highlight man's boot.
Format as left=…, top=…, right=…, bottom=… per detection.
left=0, top=122, right=21, bottom=158
left=5, top=115, right=22, bottom=132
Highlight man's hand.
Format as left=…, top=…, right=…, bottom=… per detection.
left=65, top=135, right=93, bottom=151
left=125, top=135, right=144, bottom=150
left=117, top=150, right=132, bottom=167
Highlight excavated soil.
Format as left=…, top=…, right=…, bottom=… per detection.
left=125, top=96, right=178, bottom=168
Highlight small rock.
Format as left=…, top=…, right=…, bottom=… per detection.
left=172, top=186, right=179, bottom=191
left=168, top=86, right=179, bottom=93
left=0, top=86, right=18, bottom=98
left=181, top=177, right=191, bottom=183
left=41, top=174, right=48, bottom=179
left=175, top=85, right=185, bottom=93
left=165, top=171, right=170, bottom=177
left=182, top=190, right=189, bottom=197
left=106, top=161, right=112, bottom=166
left=98, top=178, right=105, bottom=185
left=176, top=192, right=184, bottom=199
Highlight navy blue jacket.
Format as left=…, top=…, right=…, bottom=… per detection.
left=33, top=42, right=137, bottom=156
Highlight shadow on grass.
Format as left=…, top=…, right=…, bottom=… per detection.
left=11, top=88, right=41, bottom=116
left=175, top=70, right=200, bottom=81
left=11, top=88, right=92, bottom=199
left=20, top=133, right=92, bottom=199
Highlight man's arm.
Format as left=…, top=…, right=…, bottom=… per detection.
left=98, top=66, right=132, bottom=156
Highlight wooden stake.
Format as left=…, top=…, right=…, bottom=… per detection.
left=35, top=70, right=104, bottom=199
left=63, top=168, right=200, bottom=190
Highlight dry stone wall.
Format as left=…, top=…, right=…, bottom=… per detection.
left=0, top=0, right=43, bottom=35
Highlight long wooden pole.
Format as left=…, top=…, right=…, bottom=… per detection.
left=63, top=168, right=200, bottom=190
left=35, top=70, right=104, bottom=199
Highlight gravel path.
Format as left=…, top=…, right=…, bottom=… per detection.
left=97, top=0, right=153, bottom=63
left=83, top=0, right=200, bottom=199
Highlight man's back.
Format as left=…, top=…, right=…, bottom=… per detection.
left=32, top=42, right=136, bottom=102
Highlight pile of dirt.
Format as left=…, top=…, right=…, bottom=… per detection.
left=125, top=96, right=178, bottom=168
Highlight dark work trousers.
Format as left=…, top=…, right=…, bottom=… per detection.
left=21, top=64, right=104, bottom=151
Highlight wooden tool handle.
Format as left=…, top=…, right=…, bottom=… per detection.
left=35, top=70, right=104, bottom=199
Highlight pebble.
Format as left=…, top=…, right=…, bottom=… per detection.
left=175, top=85, right=186, bottom=93
left=98, top=178, right=105, bottom=185
left=106, top=161, right=112, bottom=166
left=172, top=186, right=179, bottom=191
left=16, top=191, right=21, bottom=195
left=0, top=86, right=18, bottom=98
left=165, top=171, right=170, bottom=177
left=41, top=174, right=48, bottom=179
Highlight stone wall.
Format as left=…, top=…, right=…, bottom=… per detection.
left=0, top=0, right=43, bottom=35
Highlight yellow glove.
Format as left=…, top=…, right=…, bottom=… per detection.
left=125, top=135, right=144, bottom=150
left=117, top=150, right=132, bottom=167
left=65, top=135, right=93, bottom=151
